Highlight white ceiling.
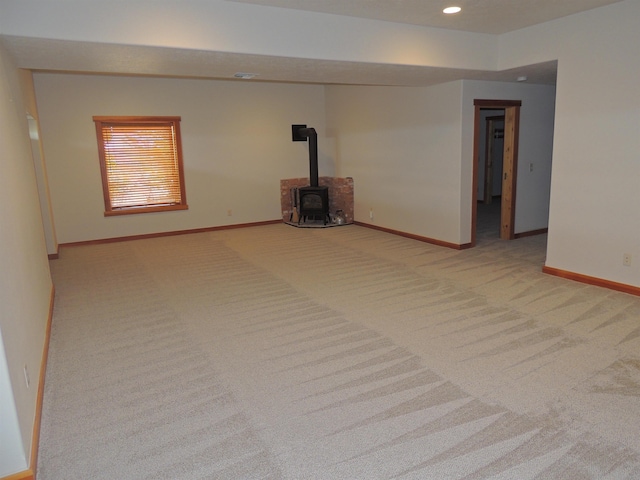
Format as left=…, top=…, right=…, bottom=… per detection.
left=227, top=0, right=622, bottom=34
left=0, top=0, right=624, bottom=87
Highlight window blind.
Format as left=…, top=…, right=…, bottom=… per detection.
left=94, top=117, right=187, bottom=215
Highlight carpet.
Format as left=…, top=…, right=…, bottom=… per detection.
left=39, top=222, right=640, bottom=479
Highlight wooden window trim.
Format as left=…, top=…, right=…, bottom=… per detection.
left=93, top=116, right=188, bottom=216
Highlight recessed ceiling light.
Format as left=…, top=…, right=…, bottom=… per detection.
left=233, top=72, right=258, bottom=79
left=443, top=6, right=462, bottom=14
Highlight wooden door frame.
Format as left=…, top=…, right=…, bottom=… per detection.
left=471, top=99, right=521, bottom=246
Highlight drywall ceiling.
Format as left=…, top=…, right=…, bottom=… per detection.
left=227, top=0, right=623, bottom=34
left=0, top=0, right=623, bottom=86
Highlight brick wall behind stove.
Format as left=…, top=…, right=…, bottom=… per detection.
left=280, top=177, right=354, bottom=223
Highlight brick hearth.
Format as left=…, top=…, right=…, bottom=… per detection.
left=280, top=177, right=354, bottom=225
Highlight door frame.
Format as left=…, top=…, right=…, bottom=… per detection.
left=471, top=99, right=521, bottom=246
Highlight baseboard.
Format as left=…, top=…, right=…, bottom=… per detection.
left=542, top=266, right=640, bottom=296
left=57, top=220, right=282, bottom=249
left=0, top=469, right=36, bottom=480
left=354, top=222, right=471, bottom=250
left=1, top=469, right=34, bottom=480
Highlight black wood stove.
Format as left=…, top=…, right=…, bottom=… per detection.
left=292, top=125, right=330, bottom=224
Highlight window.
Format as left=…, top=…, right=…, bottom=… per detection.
left=93, top=116, right=188, bottom=216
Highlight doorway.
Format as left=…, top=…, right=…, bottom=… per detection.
left=471, top=100, right=521, bottom=246
left=483, top=114, right=504, bottom=205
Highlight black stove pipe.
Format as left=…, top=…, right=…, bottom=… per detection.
left=298, top=127, right=319, bottom=187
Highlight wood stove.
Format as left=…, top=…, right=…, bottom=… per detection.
left=292, top=125, right=330, bottom=224
left=298, top=186, right=329, bottom=224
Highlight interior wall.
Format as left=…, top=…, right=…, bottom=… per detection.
left=18, top=68, right=58, bottom=257
left=499, top=0, right=640, bottom=287
left=34, top=73, right=329, bottom=244
left=326, top=80, right=555, bottom=246
left=0, top=42, right=52, bottom=477
left=326, top=81, right=464, bottom=244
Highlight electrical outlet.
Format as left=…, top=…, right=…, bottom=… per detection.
left=227, top=209, right=232, bottom=216
left=23, top=365, right=30, bottom=388
left=623, top=253, right=632, bottom=267
left=529, top=163, right=534, bottom=173
left=369, top=208, right=374, bottom=220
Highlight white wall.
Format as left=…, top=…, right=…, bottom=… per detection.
left=326, top=80, right=555, bottom=246
left=499, top=0, right=640, bottom=287
left=34, top=74, right=329, bottom=243
left=326, top=81, right=465, bottom=244
left=16, top=69, right=58, bottom=256
left=0, top=42, right=52, bottom=477
left=0, top=334, right=25, bottom=477
left=28, top=113, right=57, bottom=256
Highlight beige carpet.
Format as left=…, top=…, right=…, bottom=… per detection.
left=39, top=220, right=640, bottom=479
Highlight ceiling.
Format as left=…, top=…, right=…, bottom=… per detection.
left=1, top=0, right=624, bottom=87
left=226, top=0, right=622, bottom=34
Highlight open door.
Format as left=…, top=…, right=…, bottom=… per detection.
left=472, top=100, right=521, bottom=246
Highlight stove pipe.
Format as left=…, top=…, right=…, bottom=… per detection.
left=297, top=127, right=319, bottom=187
